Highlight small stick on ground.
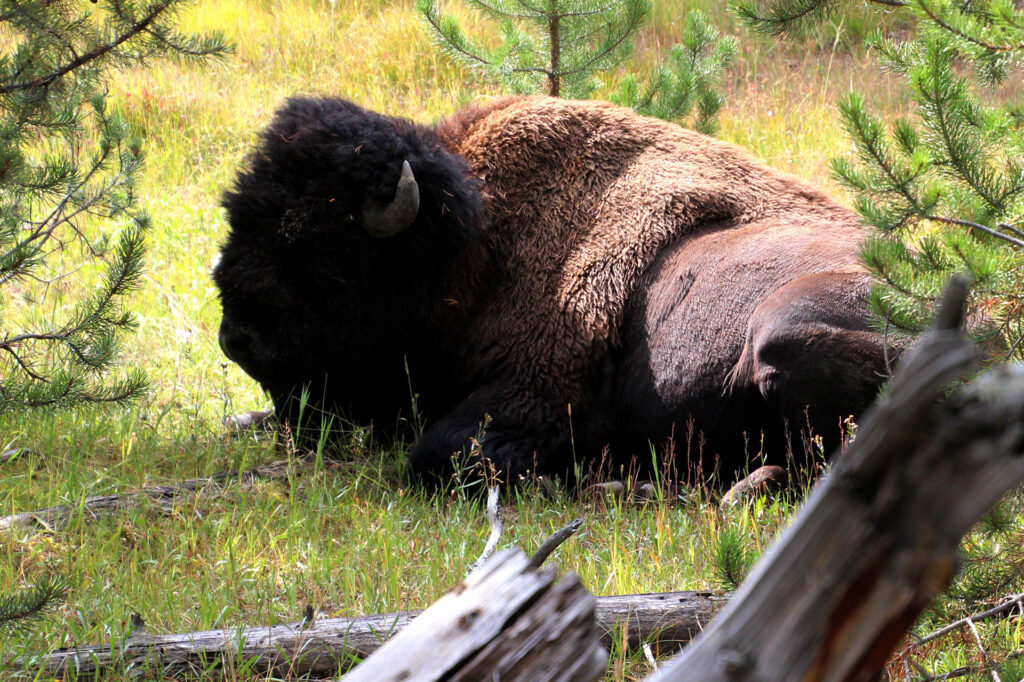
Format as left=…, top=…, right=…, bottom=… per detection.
left=529, top=518, right=584, bottom=568
left=643, top=642, right=659, bottom=672
left=915, top=648, right=1024, bottom=682
left=0, top=458, right=301, bottom=532
left=965, top=618, right=1001, bottom=682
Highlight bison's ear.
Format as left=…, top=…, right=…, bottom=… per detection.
left=362, top=160, right=420, bottom=238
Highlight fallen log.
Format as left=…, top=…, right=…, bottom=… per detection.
left=0, top=458, right=300, bottom=532
left=16, top=590, right=722, bottom=678
left=649, top=276, right=1024, bottom=681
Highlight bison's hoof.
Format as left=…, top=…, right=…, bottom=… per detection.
left=720, top=465, right=789, bottom=506
left=585, top=480, right=625, bottom=499
left=224, top=410, right=275, bottom=432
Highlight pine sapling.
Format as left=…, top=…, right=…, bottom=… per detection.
left=731, top=0, right=1024, bottom=356
left=0, top=0, right=230, bottom=411
left=418, top=0, right=736, bottom=130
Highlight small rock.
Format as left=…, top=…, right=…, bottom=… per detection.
left=0, top=448, right=33, bottom=464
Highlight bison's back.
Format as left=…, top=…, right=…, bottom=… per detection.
left=440, top=97, right=862, bottom=383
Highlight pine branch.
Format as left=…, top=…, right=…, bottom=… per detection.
left=0, top=575, right=68, bottom=634
left=730, top=0, right=844, bottom=36
left=418, top=1, right=493, bottom=67
left=0, top=0, right=175, bottom=94
left=555, top=5, right=648, bottom=80
left=915, top=0, right=1024, bottom=54
left=466, top=0, right=536, bottom=19
left=0, top=0, right=227, bottom=412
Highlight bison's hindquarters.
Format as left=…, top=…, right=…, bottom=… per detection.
left=613, top=219, right=889, bottom=479
left=732, top=271, right=892, bottom=451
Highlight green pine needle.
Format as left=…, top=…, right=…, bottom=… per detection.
left=0, top=575, right=68, bottom=634
left=712, top=525, right=756, bottom=591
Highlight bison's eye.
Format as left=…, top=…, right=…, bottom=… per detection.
left=277, top=203, right=358, bottom=244
left=280, top=207, right=309, bottom=242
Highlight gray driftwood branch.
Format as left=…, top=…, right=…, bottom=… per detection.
left=649, top=276, right=1024, bottom=681
left=530, top=518, right=584, bottom=567
left=468, top=485, right=503, bottom=575
left=16, top=589, right=721, bottom=679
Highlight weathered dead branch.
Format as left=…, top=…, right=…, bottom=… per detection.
left=909, top=593, right=1023, bottom=652
left=16, top=589, right=721, bottom=678
left=0, top=458, right=299, bottom=531
left=530, top=518, right=584, bottom=568
left=468, top=485, right=502, bottom=575
left=887, top=593, right=1024, bottom=680
left=648, top=277, right=1024, bottom=681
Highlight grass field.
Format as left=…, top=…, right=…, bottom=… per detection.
left=1, top=1, right=1022, bottom=679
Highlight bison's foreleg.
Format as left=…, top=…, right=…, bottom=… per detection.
left=405, top=384, right=577, bottom=489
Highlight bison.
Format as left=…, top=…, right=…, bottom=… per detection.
left=214, top=95, right=892, bottom=486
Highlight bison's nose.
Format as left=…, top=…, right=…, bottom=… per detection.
left=218, top=321, right=255, bottom=365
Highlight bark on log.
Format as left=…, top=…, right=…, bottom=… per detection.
left=0, top=459, right=299, bottom=531
left=649, top=278, right=1024, bottom=681
left=344, top=548, right=607, bottom=682
left=18, top=589, right=721, bottom=678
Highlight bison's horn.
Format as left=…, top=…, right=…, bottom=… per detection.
left=362, top=160, right=420, bottom=238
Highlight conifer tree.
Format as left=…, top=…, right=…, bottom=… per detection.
left=730, top=0, right=1024, bottom=355
left=417, top=0, right=736, bottom=133
left=0, top=0, right=229, bottom=411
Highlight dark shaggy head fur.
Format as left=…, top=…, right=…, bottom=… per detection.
left=215, top=97, right=483, bottom=431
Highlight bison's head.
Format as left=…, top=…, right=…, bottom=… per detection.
left=214, top=97, right=483, bottom=435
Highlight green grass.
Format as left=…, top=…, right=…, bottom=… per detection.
left=0, top=415, right=802, bottom=679
left=1, top=0, right=1022, bottom=679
